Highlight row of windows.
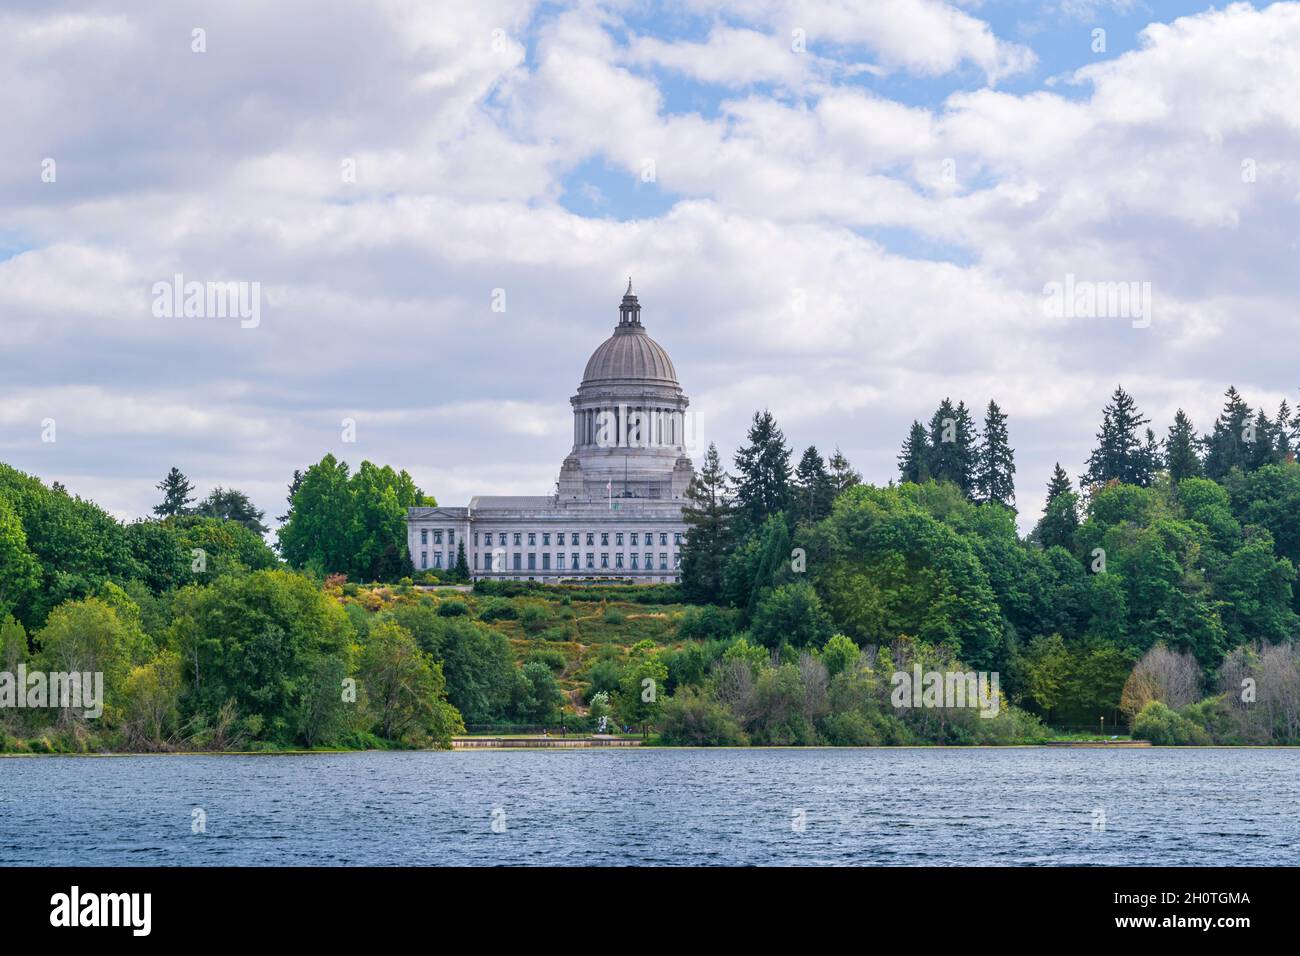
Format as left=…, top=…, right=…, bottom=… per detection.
left=419, top=528, right=455, bottom=546
left=477, top=552, right=680, bottom=571
left=474, top=530, right=681, bottom=547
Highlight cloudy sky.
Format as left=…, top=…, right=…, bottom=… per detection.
left=3, top=0, right=1298, bottom=533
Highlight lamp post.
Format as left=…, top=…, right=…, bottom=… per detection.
left=1100, top=715, right=1105, bottom=738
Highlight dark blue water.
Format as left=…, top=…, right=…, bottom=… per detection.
left=2, top=748, right=1296, bottom=865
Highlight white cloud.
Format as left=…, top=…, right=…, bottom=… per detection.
left=2, top=0, right=1298, bottom=535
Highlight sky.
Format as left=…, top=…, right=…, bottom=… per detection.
left=2, top=0, right=1299, bottom=534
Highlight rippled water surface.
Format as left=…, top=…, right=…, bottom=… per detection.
left=2, top=748, right=1297, bottom=865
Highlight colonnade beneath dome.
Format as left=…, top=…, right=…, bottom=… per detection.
left=573, top=403, right=687, bottom=450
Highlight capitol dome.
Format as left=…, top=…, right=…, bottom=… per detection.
left=580, top=281, right=678, bottom=385
left=560, top=281, right=694, bottom=503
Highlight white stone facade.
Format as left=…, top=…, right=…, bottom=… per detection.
left=407, top=284, right=693, bottom=583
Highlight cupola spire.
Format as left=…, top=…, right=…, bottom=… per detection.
left=618, top=278, right=642, bottom=328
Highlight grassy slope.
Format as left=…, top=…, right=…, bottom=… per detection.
left=342, top=585, right=690, bottom=715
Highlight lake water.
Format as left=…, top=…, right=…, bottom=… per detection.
left=2, top=748, right=1297, bottom=866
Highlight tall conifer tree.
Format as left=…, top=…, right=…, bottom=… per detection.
left=794, top=446, right=835, bottom=524
left=975, top=400, right=1016, bottom=507
left=1203, top=386, right=1253, bottom=480
left=1164, top=409, right=1202, bottom=483
left=153, top=467, right=196, bottom=518
left=680, top=443, right=734, bottom=603
left=732, top=410, right=792, bottom=534
left=1081, top=385, right=1154, bottom=488
left=897, top=421, right=931, bottom=484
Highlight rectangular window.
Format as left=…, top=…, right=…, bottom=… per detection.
left=513, top=553, right=521, bottom=570
left=543, top=532, right=550, bottom=546
left=601, top=553, right=609, bottom=569
left=644, top=552, right=653, bottom=568
left=659, top=553, right=667, bottom=570
left=499, top=533, right=507, bottom=546
left=420, top=529, right=428, bottom=545
left=434, top=531, right=443, bottom=544
left=631, top=532, right=639, bottom=546
left=542, top=554, right=551, bottom=570
left=674, top=552, right=681, bottom=569
left=513, top=533, right=522, bottom=546
left=616, top=532, right=624, bottom=545
left=674, top=532, right=682, bottom=545
left=528, top=554, right=536, bottom=570
left=528, top=532, right=536, bottom=545
left=434, top=552, right=443, bottom=568
left=572, top=552, right=580, bottom=569
left=601, top=532, right=609, bottom=546
left=586, top=533, right=594, bottom=546
left=660, top=533, right=668, bottom=546
left=474, top=553, right=480, bottom=570
left=448, top=530, right=455, bottom=545
left=557, top=553, right=566, bottom=570
left=615, top=553, right=624, bottom=569
left=473, top=532, right=479, bottom=546
left=420, top=551, right=427, bottom=569
left=631, top=553, right=639, bottom=570
left=586, top=553, right=595, bottom=569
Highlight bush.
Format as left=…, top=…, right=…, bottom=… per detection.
left=477, top=599, right=518, bottom=622
left=602, top=607, right=626, bottom=625
left=519, top=604, right=550, bottom=634
left=818, top=711, right=882, bottom=746
left=1131, top=700, right=1211, bottom=745
left=436, top=600, right=470, bottom=617
left=677, top=605, right=738, bottom=641
left=658, top=687, right=747, bottom=746
left=527, top=649, right=567, bottom=673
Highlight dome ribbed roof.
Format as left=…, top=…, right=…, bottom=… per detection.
left=580, top=283, right=678, bottom=385
left=582, top=327, right=678, bottom=384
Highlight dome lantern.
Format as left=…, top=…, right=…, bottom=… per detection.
left=618, top=277, right=641, bottom=328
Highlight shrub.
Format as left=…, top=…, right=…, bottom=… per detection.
left=677, top=605, right=738, bottom=641
left=658, top=686, right=747, bottom=746
left=477, top=599, right=518, bottom=622
left=436, top=600, right=470, bottom=618
left=527, top=649, right=567, bottom=673
left=518, top=604, right=551, bottom=633
left=1131, top=700, right=1211, bottom=745
left=602, top=607, right=626, bottom=625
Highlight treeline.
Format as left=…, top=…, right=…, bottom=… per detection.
left=0, top=460, right=469, bottom=753
left=675, top=384, right=1300, bottom=742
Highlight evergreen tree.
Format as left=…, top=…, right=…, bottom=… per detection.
left=1045, top=463, right=1072, bottom=504
left=793, top=446, right=835, bottom=524
left=1081, top=386, right=1154, bottom=488
left=1036, top=465, right=1079, bottom=552
left=453, top=540, right=470, bottom=580
left=1203, top=386, right=1253, bottom=480
left=194, top=486, right=268, bottom=534
left=680, top=443, right=734, bottom=604
left=827, top=447, right=861, bottom=495
left=153, top=467, right=196, bottom=518
left=1246, top=409, right=1277, bottom=471
left=897, top=421, right=931, bottom=484
left=1139, top=427, right=1163, bottom=478
left=975, top=400, right=1016, bottom=507
left=1164, top=409, right=1202, bottom=483
left=926, top=398, right=978, bottom=494
left=732, top=410, right=792, bottom=533
left=278, top=468, right=303, bottom=524
left=1276, top=400, right=1294, bottom=462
